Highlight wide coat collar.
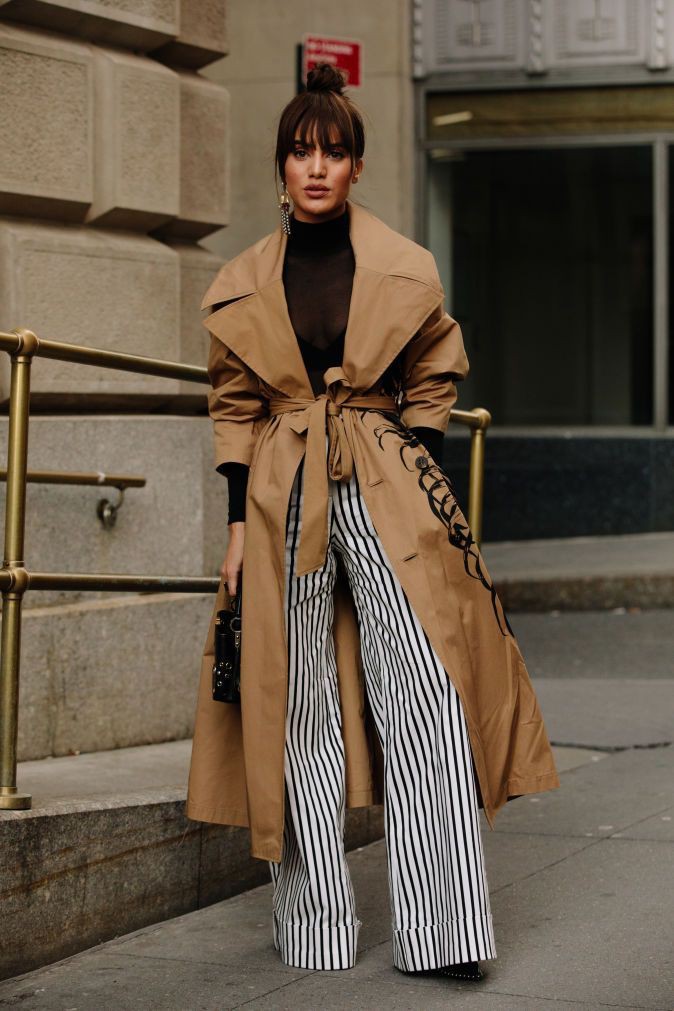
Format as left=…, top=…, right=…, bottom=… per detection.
left=200, top=199, right=444, bottom=399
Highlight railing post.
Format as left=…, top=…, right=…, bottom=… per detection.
left=0, top=328, right=37, bottom=810
left=467, top=407, right=492, bottom=548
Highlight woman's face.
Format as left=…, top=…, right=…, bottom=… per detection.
left=283, top=126, right=363, bottom=223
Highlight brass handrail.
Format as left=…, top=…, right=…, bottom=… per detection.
left=0, top=327, right=491, bottom=811
left=449, top=406, right=492, bottom=547
left=0, top=569, right=220, bottom=593
left=0, top=330, right=206, bottom=383
left=0, top=469, right=146, bottom=488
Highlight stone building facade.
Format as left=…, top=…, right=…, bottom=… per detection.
left=0, top=1, right=231, bottom=763
left=0, top=0, right=417, bottom=758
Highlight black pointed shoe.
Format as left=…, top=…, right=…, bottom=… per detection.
left=431, top=960, right=484, bottom=981
left=401, top=960, right=484, bottom=982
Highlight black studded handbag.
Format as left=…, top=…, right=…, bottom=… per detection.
left=212, top=579, right=242, bottom=704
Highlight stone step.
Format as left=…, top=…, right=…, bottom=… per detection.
left=7, top=592, right=214, bottom=762
left=0, top=739, right=384, bottom=981
left=482, top=530, right=674, bottom=610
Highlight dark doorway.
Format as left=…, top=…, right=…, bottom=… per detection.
left=428, top=145, right=654, bottom=426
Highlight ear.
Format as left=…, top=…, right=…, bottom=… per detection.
left=352, top=157, right=364, bottom=181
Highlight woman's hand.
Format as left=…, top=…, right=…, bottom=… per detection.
left=221, top=521, right=245, bottom=595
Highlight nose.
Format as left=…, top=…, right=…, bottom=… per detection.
left=308, top=150, right=326, bottom=176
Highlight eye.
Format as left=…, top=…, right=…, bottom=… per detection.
left=329, top=149, right=345, bottom=159
left=293, top=148, right=307, bottom=158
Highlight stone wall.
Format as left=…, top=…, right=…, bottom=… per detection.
left=0, top=0, right=231, bottom=761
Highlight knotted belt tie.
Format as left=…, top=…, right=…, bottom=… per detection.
left=268, top=367, right=397, bottom=577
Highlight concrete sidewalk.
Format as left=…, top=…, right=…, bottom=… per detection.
left=1, top=736, right=671, bottom=1010
left=1, top=530, right=672, bottom=1008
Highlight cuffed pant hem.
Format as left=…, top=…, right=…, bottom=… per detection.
left=392, top=913, right=497, bottom=972
left=272, top=909, right=361, bottom=970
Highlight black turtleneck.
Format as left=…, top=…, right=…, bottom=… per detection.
left=218, top=206, right=444, bottom=524
left=282, top=207, right=355, bottom=394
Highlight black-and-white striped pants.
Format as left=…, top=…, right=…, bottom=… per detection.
left=269, top=444, right=497, bottom=972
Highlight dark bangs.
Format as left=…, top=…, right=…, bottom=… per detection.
left=275, top=93, right=365, bottom=184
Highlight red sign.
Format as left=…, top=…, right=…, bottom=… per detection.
left=302, top=35, right=362, bottom=88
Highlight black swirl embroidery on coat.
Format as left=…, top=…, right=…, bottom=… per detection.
left=373, top=414, right=514, bottom=638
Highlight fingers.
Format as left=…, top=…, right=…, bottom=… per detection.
left=222, top=530, right=244, bottom=597
left=221, top=562, right=241, bottom=597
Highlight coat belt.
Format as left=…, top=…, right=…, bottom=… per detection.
left=268, top=366, right=398, bottom=577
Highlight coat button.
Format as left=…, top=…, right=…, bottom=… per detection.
left=415, top=455, right=429, bottom=469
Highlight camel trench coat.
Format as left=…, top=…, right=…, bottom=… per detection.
left=185, top=198, right=560, bottom=863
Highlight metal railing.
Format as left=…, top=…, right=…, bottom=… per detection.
left=0, top=469, right=145, bottom=488
left=0, top=326, right=491, bottom=811
left=0, top=468, right=147, bottom=529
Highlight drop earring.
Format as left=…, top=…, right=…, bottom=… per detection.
left=279, top=182, right=291, bottom=236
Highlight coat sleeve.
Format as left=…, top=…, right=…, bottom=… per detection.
left=206, top=332, right=269, bottom=469
left=399, top=297, right=470, bottom=433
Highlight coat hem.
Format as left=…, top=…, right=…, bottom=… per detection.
left=482, top=769, right=561, bottom=831
left=506, top=769, right=561, bottom=796
left=184, top=800, right=250, bottom=828
left=252, top=842, right=283, bottom=863
left=346, top=787, right=381, bottom=807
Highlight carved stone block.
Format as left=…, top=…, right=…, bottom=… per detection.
left=169, top=240, right=223, bottom=393
left=0, top=0, right=178, bottom=51
left=152, top=74, right=228, bottom=241
left=0, top=218, right=180, bottom=399
left=0, top=23, right=92, bottom=221
left=86, top=47, right=180, bottom=231
left=152, top=0, right=228, bottom=69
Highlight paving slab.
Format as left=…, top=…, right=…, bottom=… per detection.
left=480, top=838, right=673, bottom=1010
left=493, top=746, right=673, bottom=839
left=239, top=958, right=601, bottom=1010
left=532, top=678, right=674, bottom=749
left=610, top=807, right=674, bottom=842
left=551, top=746, right=608, bottom=773
left=0, top=952, right=310, bottom=1010
left=323, top=839, right=673, bottom=1011
left=84, top=886, right=313, bottom=976
left=508, top=609, right=674, bottom=679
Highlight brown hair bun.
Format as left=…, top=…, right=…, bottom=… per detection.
left=306, top=62, right=346, bottom=95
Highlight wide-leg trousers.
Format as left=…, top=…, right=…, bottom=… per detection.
left=268, top=442, right=497, bottom=972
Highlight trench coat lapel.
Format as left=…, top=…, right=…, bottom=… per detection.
left=199, top=199, right=444, bottom=398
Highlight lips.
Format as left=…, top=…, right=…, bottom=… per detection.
left=305, top=186, right=329, bottom=193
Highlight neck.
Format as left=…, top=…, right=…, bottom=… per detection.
left=287, top=204, right=350, bottom=255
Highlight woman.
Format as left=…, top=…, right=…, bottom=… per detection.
left=186, top=64, right=560, bottom=982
